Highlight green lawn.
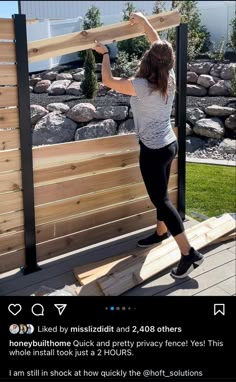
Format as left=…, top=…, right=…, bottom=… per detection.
left=186, top=163, right=236, bottom=219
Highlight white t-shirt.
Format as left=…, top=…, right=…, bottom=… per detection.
left=130, top=69, right=177, bottom=149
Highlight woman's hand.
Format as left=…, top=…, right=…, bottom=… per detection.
left=129, top=12, right=147, bottom=26
left=92, top=40, right=108, bottom=55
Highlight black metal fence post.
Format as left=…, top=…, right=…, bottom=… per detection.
left=175, top=23, right=188, bottom=220
left=13, top=14, right=40, bottom=274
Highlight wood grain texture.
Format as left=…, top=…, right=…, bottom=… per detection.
left=0, top=149, right=21, bottom=172
left=0, top=210, right=23, bottom=234
left=0, top=108, right=19, bottom=129
left=0, top=230, right=24, bottom=255
left=28, top=10, right=181, bottom=62
left=34, top=150, right=140, bottom=183
left=0, top=87, right=18, bottom=107
left=35, top=196, right=156, bottom=243
left=0, top=65, right=17, bottom=85
left=0, top=19, right=15, bottom=40
left=33, top=134, right=138, bottom=167
left=0, top=129, right=20, bottom=151
left=36, top=209, right=157, bottom=263
left=0, top=42, right=16, bottom=62
left=0, top=190, right=23, bottom=214
left=0, top=170, right=22, bottom=193
left=0, top=249, right=25, bottom=274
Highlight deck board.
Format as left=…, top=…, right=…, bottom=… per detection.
left=0, top=217, right=235, bottom=296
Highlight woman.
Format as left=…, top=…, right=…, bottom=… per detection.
left=93, top=12, right=203, bottom=279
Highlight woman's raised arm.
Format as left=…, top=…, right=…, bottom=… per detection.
left=129, top=12, right=161, bottom=44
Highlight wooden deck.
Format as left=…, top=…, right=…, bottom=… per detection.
left=0, top=218, right=235, bottom=296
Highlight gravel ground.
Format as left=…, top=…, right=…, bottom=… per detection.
left=186, top=138, right=236, bottom=162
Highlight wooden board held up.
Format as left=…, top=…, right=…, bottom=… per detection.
left=28, top=10, right=181, bottom=63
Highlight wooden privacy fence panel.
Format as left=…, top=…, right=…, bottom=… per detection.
left=0, top=18, right=25, bottom=272
left=30, top=135, right=178, bottom=262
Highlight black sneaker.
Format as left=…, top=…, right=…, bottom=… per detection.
left=137, top=232, right=170, bottom=248
left=171, top=247, right=204, bottom=279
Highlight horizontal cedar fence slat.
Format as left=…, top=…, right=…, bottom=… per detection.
left=34, top=165, right=142, bottom=205
left=35, top=179, right=178, bottom=226
left=0, top=129, right=20, bottom=151
left=0, top=250, right=25, bottom=274
left=0, top=210, right=23, bottom=234
left=0, top=191, right=178, bottom=273
left=0, top=209, right=157, bottom=273
left=0, top=65, right=17, bottom=85
left=0, top=230, right=24, bottom=254
left=0, top=87, right=18, bottom=107
left=0, top=197, right=155, bottom=255
left=28, top=10, right=180, bottom=63
left=33, top=134, right=138, bottom=167
left=34, top=150, right=140, bottom=183
left=34, top=167, right=177, bottom=206
left=0, top=18, right=15, bottom=40
left=36, top=196, right=155, bottom=243
left=34, top=154, right=178, bottom=184
left=0, top=42, right=16, bottom=62
left=0, top=108, right=19, bottom=129
left=0, top=170, right=22, bottom=193
left=36, top=209, right=159, bottom=263
left=0, top=149, right=21, bottom=172
left=0, top=188, right=178, bottom=254
left=0, top=190, right=23, bottom=214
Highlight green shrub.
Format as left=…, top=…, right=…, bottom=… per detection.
left=231, top=67, right=236, bottom=97
left=167, top=1, right=211, bottom=62
left=209, top=38, right=225, bottom=62
left=117, top=2, right=150, bottom=59
left=80, top=5, right=103, bottom=63
left=227, top=17, right=236, bottom=52
left=112, top=51, right=139, bottom=77
left=81, top=50, right=98, bottom=99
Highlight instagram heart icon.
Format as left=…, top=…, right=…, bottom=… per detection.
left=8, top=304, right=22, bottom=316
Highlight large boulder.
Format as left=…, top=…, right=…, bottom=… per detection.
left=46, top=103, right=70, bottom=113
left=29, top=77, right=41, bottom=86
left=186, top=107, right=205, bottom=125
left=225, top=114, right=236, bottom=131
left=48, top=80, right=71, bottom=95
left=41, top=71, right=58, bottom=81
left=219, top=138, right=236, bottom=154
left=205, top=105, right=235, bottom=117
left=193, top=118, right=224, bottom=139
left=208, top=80, right=230, bottom=96
left=30, top=105, right=48, bottom=125
left=210, top=63, right=224, bottom=77
left=117, top=119, right=135, bottom=134
left=74, top=119, right=117, bottom=140
left=32, top=112, right=78, bottom=145
left=34, top=80, right=51, bottom=93
left=186, top=136, right=205, bottom=153
left=66, top=81, right=82, bottom=96
left=189, top=62, right=212, bottom=74
left=197, top=74, right=215, bottom=88
left=67, top=103, right=96, bottom=122
left=187, top=84, right=207, bottom=96
left=72, top=69, right=85, bottom=81
left=94, top=106, right=128, bottom=121
left=186, top=123, right=193, bottom=136
left=220, top=64, right=236, bottom=80
left=56, top=72, right=73, bottom=81
left=187, top=72, right=198, bottom=83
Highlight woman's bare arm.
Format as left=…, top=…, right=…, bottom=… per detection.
left=129, top=12, right=161, bottom=44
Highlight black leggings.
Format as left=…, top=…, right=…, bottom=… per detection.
left=139, top=140, right=184, bottom=237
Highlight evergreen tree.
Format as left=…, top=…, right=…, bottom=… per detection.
left=167, top=1, right=212, bottom=61
left=117, top=2, right=150, bottom=59
left=81, top=50, right=98, bottom=99
left=80, top=6, right=103, bottom=62
left=152, top=1, right=166, bottom=14
left=227, top=17, right=236, bottom=53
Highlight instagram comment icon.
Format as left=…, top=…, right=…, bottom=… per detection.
left=26, top=324, right=34, bottom=335
left=9, top=324, right=19, bottom=335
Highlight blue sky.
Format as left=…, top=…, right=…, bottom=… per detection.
left=0, top=1, right=18, bottom=18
